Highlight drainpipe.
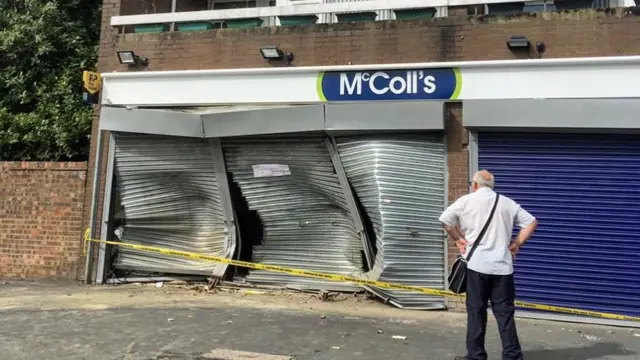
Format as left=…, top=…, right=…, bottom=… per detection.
left=83, top=129, right=105, bottom=284
left=169, top=0, right=177, bottom=31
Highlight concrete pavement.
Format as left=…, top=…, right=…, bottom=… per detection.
left=0, top=281, right=637, bottom=360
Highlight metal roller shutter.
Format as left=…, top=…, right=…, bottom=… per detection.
left=113, top=133, right=234, bottom=276
left=222, top=135, right=365, bottom=291
left=478, top=132, right=640, bottom=319
left=336, top=134, right=446, bottom=309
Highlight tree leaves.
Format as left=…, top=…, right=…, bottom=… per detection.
left=0, top=0, right=100, bottom=161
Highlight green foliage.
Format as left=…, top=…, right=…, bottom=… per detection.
left=0, top=0, right=101, bottom=161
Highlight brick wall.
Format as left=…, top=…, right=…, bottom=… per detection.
left=99, top=9, right=640, bottom=73
left=0, top=162, right=87, bottom=280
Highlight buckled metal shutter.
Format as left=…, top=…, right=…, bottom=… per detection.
left=222, top=135, right=365, bottom=292
left=336, top=134, right=446, bottom=309
left=113, top=133, right=233, bottom=276
left=478, top=132, right=640, bottom=319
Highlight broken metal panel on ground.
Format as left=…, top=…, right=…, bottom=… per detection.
left=336, top=134, right=447, bottom=309
left=113, top=133, right=235, bottom=276
left=222, top=135, right=365, bottom=291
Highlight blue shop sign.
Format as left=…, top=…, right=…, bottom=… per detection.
left=317, top=68, right=461, bottom=101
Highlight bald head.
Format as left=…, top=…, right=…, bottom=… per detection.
left=473, top=170, right=495, bottom=189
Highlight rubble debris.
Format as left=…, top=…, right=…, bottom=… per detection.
left=208, top=277, right=219, bottom=291
left=202, top=349, right=292, bottom=360
left=242, top=290, right=267, bottom=295
left=581, top=335, right=600, bottom=341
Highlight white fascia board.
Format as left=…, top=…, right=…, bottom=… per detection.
left=100, top=56, right=640, bottom=106
left=111, top=0, right=535, bottom=25
left=101, top=56, right=640, bottom=79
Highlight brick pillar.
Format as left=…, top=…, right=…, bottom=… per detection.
left=445, top=102, right=469, bottom=312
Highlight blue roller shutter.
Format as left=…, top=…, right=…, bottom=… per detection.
left=478, top=132, right=640, bottom=319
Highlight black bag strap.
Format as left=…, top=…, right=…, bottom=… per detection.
left=466, top=193, right=500, bottom=262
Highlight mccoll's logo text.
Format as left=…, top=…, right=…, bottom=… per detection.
left=318, top=68, right=460, bottom=101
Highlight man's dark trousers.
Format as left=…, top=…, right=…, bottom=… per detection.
left=466, top=269, right=524, bottom=360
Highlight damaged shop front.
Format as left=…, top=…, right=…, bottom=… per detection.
left=92, top=101, right=449, bottom=310
left=88, top=56, right=640, bottom=317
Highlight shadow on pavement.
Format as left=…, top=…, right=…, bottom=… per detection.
left=526, top=342, right=636, bottom=360
left=152, top=354, right=212, bottom=360
left=147, top=343, right=636, bottom=360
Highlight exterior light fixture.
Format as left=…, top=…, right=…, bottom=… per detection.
left=506, top=35, right=531, bottom=50
left=536, top=41, right=546, bottom=58
left=260, top=45, right=294, bottom=64
left=117, top=50, right=149, bottom=67
left=260, top=45, right=283, bottom=60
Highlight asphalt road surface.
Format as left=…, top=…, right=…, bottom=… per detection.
left=0, top=281, right=637, bottom=360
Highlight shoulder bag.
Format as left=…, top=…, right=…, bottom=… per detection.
left=447, top=194, right=500, bottom=294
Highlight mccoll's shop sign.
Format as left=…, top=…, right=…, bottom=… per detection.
left=318, top=68, right=461, bottom=101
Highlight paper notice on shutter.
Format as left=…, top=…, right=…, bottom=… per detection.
left=252, top=164, right=291, bottom=178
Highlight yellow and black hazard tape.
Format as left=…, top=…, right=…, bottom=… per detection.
left=83, top=229, right=640, bottom=323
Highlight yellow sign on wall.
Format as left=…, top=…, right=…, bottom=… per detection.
left=82, top=71, right=101, bottom=94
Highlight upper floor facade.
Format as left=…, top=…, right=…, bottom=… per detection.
left=112, top=0, right=636, bottom=33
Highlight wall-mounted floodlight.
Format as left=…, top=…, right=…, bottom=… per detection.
left=260, top=45, right=283, bottom=60
left=117, top=50, right=149, bottom=67
left=260, top=45, right=294, bottom=64
left=506, top=35, right=531, bottom=50
left=536, top=41, right=546, bottom=58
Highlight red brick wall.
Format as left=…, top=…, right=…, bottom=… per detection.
left=99, top=9, right=640, bottom=73
left=0, top=162, right=87, bottom=280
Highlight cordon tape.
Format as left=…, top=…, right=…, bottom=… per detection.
left=84, top=228, right=640, bottom=323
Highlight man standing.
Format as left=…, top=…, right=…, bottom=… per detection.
left=439, top=170, right=538, bottom=360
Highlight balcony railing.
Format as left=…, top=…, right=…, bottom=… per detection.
left=112, top=0, right=635, bottom=32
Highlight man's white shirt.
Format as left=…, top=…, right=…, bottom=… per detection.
left=439, top=187, right=536, bottom=275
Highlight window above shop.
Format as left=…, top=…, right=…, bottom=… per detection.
left=114, top=0, right=635, bottom=33
left=486, top=0, right=629, bottom=15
